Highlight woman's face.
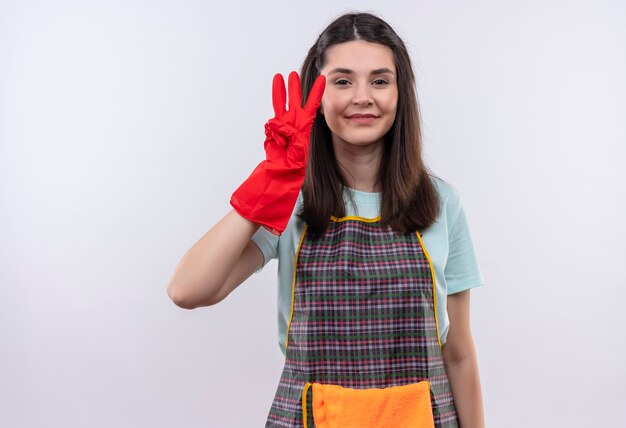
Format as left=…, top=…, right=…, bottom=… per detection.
left=319, top=40, right=398, bottom=150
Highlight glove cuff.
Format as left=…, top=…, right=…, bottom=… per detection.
left=230, top=160, right=305, bottom=235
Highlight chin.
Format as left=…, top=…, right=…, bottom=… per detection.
left=345, top=132, right=387, bottom=146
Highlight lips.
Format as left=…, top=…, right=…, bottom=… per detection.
left=346, top=113, right=379, bottom=124
left=347, top=114, right=379, bottom=119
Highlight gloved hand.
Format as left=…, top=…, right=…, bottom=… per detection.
left=230, top=71, right=326, bottom=235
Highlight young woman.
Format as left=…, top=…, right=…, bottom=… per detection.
left=168, top=12, right=485, bottom=428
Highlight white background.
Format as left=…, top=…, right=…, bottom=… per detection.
left=2, top=1, right=625, bottom=427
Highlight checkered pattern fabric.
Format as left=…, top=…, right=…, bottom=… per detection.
left=266, top=219, right=458, bottom=427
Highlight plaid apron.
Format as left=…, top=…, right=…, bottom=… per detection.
left=266, top=217, right=459, bottom=427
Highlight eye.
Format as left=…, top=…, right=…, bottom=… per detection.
left=372, top=78, right=389, bottom=85
left=333, top=79, right=351, bottom=86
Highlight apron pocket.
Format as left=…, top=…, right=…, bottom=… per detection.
left=304, top=380, right=435, bottom=428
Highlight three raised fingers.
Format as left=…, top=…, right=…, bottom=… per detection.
left=272, top=71, right=326, bottom=117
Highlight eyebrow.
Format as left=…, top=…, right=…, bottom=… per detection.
left=327, top=67, right=395, bottom=76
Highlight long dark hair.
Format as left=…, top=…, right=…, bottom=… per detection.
left=301, top=12, right=440, bottom=235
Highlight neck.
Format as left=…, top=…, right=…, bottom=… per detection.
left=332, top=138, right=383, bottom=193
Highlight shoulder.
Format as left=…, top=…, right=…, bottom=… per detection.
left=430, top=175, right=461, bottom=205
left=281, top=192, right=307, bottom=245
left=430, top=175, right=463, bottom=223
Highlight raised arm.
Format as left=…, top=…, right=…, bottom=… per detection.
left=167, top=210, right=263, bottom=309
left=167, top=71, right=325, bottom=309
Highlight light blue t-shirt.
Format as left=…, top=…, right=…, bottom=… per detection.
left=252, top=176, right=485, bottom=355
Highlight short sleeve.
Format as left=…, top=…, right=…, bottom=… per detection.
left=251, top=226, right=279, bottom=269
left=444, top=201, right=485, bottom=294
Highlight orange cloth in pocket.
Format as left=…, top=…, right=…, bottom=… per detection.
left=311, top=381, right=434, bottom=428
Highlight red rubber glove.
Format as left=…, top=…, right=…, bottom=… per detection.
left=230, top=71, right=326, bottom=235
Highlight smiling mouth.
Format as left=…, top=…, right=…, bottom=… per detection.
left=347, top=114, right=379, bottom=119
left=347, top=114, right=379, bottom=124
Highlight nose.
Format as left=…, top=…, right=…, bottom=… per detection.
left=352, top=84, right=373, bottom=106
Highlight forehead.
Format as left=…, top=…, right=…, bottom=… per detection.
left=321, top=40, right=395, bottom=73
